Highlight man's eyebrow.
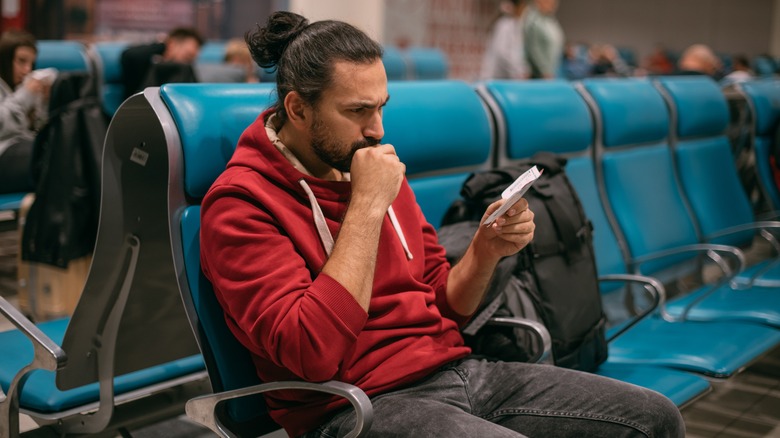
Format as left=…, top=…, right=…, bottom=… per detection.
left=348, top=95, right=391, bottom=109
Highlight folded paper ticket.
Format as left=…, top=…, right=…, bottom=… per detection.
left=482, top=165, right=542, bottom=226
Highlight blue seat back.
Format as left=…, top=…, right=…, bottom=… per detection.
left=382, top=46, right=408, bottom=80
left=196, top=41, right=227, bottom=64
left=582, top=78, right=699, bottom=274
left=656, top=76, right=756, bottom=247
left=37, top=40, right=89, bottom=72
left=740, top=79, right=780, bottom=210
left=161, top=83, right=277, bottom=426
left=92, top=41, right=130, bottom=116
left=482, top=80, right=593, bottom=166
left=383, top=81, right=493, bottom=227
left=161, top=83, right=277, bottom=199
left=480, top=80, right=626, bottom=280
left=405, top=47, right=448, bottom=80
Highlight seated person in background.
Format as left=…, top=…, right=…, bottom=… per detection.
left=200, top=11, right=686, bottom=438
left=722, top=55, right=754, bottom=84
left=120, top=27, right=203, bottom=99
left=0, top=29, right=50, bottom=194
left=676, top=43, right=723, bottom=80
left=643, top=44, right=675, bottom=75
left=589, top=43, right=632, bottom=77
left=224, top=38, right=259, bottom=83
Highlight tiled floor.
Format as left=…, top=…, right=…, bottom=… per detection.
left=3, top=223, right=780, bottom=437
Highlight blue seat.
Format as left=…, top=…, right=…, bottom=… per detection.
left=382, top=45, right=408, bottom=80
left=478, top=80, right=711, bottom=404
left=404, top=47, right=448, bottom=80
left=0, top=86, right=213, bottom=436
left=736, top=79, right=780, bottom=212
left=383, top=81, right=493, bottom=228
left=152, top=83, right=372, bottom=437
left=576, top=77, right=780, bottom=375
left=90, top=41, right=130, bottom=116
left=36, top=40, right=90, bottom=72
left=196, top=41, right=227, bottom=64
left=653, top=76, right=780, bottom=326
left=484, top=79, right=780, bottom=382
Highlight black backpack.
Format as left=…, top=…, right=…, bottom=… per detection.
left=22, top=71, right=107, bottom=268
left=439, top=152, right=608, bottom=371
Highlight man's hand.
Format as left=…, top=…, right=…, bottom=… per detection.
left=444, top=197, right=535, bottom=316
left=320, top=144, right=405, bottom=312
left=349, top=144, right=405, bottom=215
left=474, top=197, right=535, bottom=262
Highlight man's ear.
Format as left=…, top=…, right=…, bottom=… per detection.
left=284, top=91, right=309, bottom=129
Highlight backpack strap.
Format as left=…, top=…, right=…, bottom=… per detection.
left=531, top=181, right=582, bottom=257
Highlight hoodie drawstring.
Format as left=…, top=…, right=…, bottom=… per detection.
left=298, top=179, right=413, bottom=261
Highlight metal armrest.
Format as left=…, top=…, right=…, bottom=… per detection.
left=0, top=295, right=66, bottom=438
left=706, top=221, right=780, bottom=288
left=598, top=274, right=668, bottom=340
left=632, top=243, right=746, bottom=282
left=185, top=380, right=373, bottom=438
left=633, top=244, right=751, bottom=323
left=485, top=316, right=552, bottom=364
left=706, top=220, right=780, bottom=254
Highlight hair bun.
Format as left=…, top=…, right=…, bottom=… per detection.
left=245, top=11, right=309, bottom=70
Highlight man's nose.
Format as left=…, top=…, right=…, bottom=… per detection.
left=364, top=112, right=384, bottom=140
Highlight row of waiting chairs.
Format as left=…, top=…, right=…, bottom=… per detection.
left=168, top=77, right=780, bottom=435
left=34, top=40, right=449, bottom=119
left=0, top=39, right=449, bottom=228
left=2, top=76, right=780, bottom=436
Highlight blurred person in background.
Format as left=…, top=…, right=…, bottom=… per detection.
left=676, top=43, right=723, bottom=80
left=120, top=26, right=204, bottom=99
left=643, top=44, right=675, bottom=75
left=480, top=0, right=530, bottom=80
left=722, top=55, right=754, bottom=84
left=224, top=38, right=259, bottom=83
left=524, top=0, right=564, bottom=79
left=0, top=29, right=50, bottom=194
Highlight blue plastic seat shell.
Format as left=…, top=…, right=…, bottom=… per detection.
left=0, top=318, right=204, bottom=413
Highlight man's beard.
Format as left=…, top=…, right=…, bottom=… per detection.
left=310, top=115, right=380, bottom=172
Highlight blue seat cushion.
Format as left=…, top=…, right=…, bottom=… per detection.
left=0, top=192, right=26, bottom=211
left=664, top=282, right=780, bottom=327
left=596, top=362, right=710, bottom=407
left=0, top=318, right=204, bottom=413
left=606, top=316, right=780, bottom=377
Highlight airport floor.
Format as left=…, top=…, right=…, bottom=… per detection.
left=2, top=225, right=780, bottom=437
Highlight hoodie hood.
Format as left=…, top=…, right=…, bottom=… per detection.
left=228, top=109, right=412, bottom=260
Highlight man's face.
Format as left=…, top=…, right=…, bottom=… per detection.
left=13, top=46, right=36, bottom=87
left=307, top=59, right=388, bottom=172
left=165, top=37, right=201, bottom=63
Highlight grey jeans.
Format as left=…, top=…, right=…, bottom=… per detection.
left=303, top=357, right=685, bottom=437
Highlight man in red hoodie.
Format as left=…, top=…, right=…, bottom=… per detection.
left=200, top=11, right=685, bottom=438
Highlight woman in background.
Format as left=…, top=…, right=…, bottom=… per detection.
left=0, top=29, right=50, bottom=194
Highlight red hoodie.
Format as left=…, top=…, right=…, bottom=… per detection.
left=200, top=110, right=472, bottom=436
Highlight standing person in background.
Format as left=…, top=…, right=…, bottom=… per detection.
left=0, top=29, right=50, bottom=194
left=524, top=0, right=564, bottom=79
left=120, top=27, right=204, bottom=99
left=479, top=0, right=529, bottom=80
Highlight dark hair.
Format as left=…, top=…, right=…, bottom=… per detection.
left=245, top=11, right=383, bottom=125
left=0, top=29, right=37, bottom=88
left=167, top=27, right=204, bottom=47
